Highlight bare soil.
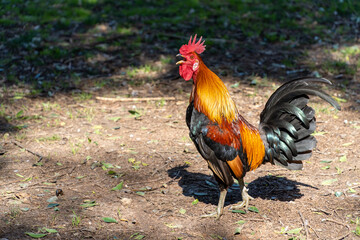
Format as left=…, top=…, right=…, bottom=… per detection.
left=0, top=71, right=359, bottom=240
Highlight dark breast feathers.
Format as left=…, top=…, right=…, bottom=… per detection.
left=186, top=101, right=264, bottom=189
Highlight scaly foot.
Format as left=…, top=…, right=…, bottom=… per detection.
left=200, top=189, right=227, bottom=219
left=229, top=180, right=253, bottom=211
left=200, top=211, right=220, bottom=219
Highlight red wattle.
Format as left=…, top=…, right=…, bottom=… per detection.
left=179, top=64, right=193, bottom=81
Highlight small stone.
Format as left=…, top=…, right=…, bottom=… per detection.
left=47, top=196, right=58, bottom=203
left=131, top=90, right=138, bottom=97
left=121, top=198, right=132, bottom=205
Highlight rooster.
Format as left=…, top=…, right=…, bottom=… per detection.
left=176, top=35, right=340, bottom=219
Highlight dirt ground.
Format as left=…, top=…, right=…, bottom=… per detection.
left=1, top=1, right=360, bottom=239
left=0, top=66, right=359, bottom=239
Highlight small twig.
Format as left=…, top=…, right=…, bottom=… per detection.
left=126, top=177, right=164, bottom=186
left=154, top=151, right=167, bottom=161
left=307, top=224, right=320, bottom=239
left=24, top=167, right=75, bottom=189
left=321, top=218, right=350, bottom=240
left=131, top=187, right=158, bottom=192
left=246, top=218, right=266, bottom=222
left=311, top=208, right=331, bottom=215
left=49, top=166, right=71, bottom=173
left=127, top=170, right=180, bottom=194
left=0, top=179, right=22, bottom=187
left=151, top=153, right=173, bottom=176
left=96, top=96, right=176, bottom=102
left=68, top=166, right=76, bottom=175
left=322, top=218, right=350, bottom=229
left=28, top=185, right=57, bottom=189
left=298, top=211, right=309, bottom=240
left=27, top=173, right=67, bottom=188
left=12, top=141, right=44, bottom=163
left=337, top=232, right=350, bottom=240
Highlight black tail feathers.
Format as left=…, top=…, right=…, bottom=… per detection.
left=259, top=77, right=340, bottom=170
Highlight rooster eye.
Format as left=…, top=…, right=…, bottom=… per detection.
left=190, top=55, right=194, bottom=60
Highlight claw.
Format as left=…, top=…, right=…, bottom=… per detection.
left=229, top=186, right=253, bottom=211
left=230, top=178, right=254, bottom=211
left=200, top=211, right=219, bottom=219
left=200, top=189, right=227, bottom=220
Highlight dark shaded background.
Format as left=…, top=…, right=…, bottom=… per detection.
left=1, top=0, right=359, bottom=96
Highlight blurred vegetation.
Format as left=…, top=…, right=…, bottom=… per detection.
left=0, top=0, right=359, bottom=94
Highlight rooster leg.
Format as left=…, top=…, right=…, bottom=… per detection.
left=229, top=178, right=253, bottom=211
left=200, top=188, right=227, bottom=219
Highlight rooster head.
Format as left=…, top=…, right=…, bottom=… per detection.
left=176, top=35, right=206, bottom=81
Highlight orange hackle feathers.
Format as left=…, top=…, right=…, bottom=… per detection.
left=179, top=34, right=206, bottom=55
left=193, top=60, right=237, bottom=124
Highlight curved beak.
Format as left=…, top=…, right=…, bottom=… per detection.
left=176, top=54, right=184, bottom=65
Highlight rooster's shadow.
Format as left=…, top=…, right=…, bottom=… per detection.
left=167, top=165, right=318, bottom=206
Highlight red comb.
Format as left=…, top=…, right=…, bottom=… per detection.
left=179, top=34, right=206, bottom=55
